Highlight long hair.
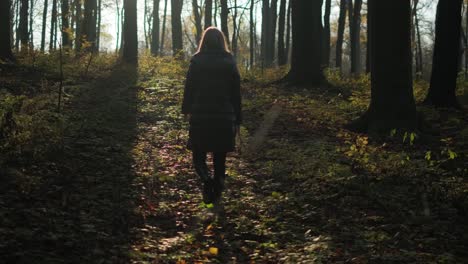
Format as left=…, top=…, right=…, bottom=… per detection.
left=197, top=27, right=230, bottom=53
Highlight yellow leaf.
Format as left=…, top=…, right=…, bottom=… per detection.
left=209, top=247, right=218, bottom=255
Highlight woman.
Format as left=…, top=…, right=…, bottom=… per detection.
left=182, top=27, right=241, bottom=205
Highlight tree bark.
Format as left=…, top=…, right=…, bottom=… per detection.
left=41, top=0, right=48, bottom=52
left=354, top=0, right=417, bottom=132
left=205, top=0, right=212, bottom=28
left=336, top=0, right=346, bottom=69
left=122, top=0, right=138, bottom=64
left=192, top=0, right=203, bottom=45
left=323, top=0, right=331, bottom=67
left=82, top=0, right=97, bottom=52
left=19, top=0, right=29, bottom=49
left=277, top=0, right=286, bottom=66
left=61, top=0, right=71, bottom=48
left=268, top=0, right=278, bottom=65
left=261, top=0, right=270, bottom=67
left=97, top=0, right=102, bottom=50
left=250, top=0, right=255, bottom=67
left=231, top=0, right=238, bottom=56
left=285, top=0, right=291, bottom=64
left=151, top=0, right=160, bottom=55
left=171, top=0, right=183, bottom=57
left=365, top=0, right=371, bottom=73
left=350, top=0, right=362, bottom=74
left=0, top=0, right=14, bottom=60
left=285, top=0, right=324, bottom=85
left=220, top=0, right=230, bottom=45
left=425, top=0, right=463, bottom=108
left=160, top=0, right=168, bottom=54
left=50, top=0, right=57, bottom=51
left=75, top=0, right=82, bottom=51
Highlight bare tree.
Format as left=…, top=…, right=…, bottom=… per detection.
left=122, top=0, right=138, bottom=64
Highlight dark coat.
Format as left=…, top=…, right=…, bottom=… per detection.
left=182, top=51, right=242, bottom=152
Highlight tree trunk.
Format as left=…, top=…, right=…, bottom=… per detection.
left=160, top=0, right=168, bottom=54
left=0, top=0, right=14, bottom=60
left=75, top=0, right=82, bottom=51
left=322, top=0, right=331, bottom=67
left=29, top=0, right=34, bottom=48
left=220, top=0, right=229, bottom=45
left=97, top=0, right=102, bottom=51
left=82, top=0, right=97, bottom=52
left=61, top=0, right=71, bottom=48
left=285, top=0, right=291, bottom=64
left=192, top=0, right=203, bottom=45
left=151, top=0, right=160, bottom=55
left=336, top=0, right=346, bottom=69
left=365, top=0, right=371, bottom=73
left=250, top=0, right=255, bottom=67
left=354, top=0, right=417, bottom=132
left=277, top=0, right=286, bottom=66
left=171, top=0, right=183, bottom=57
left=350, top=0, right=362, bottom=74
left=50, top=0, right=57, bottom=51
left=205, top=0, right=212, bottom=29
left=144, top=0, right=148, bottom=49
left=41, top=0, right=48, bottom=52
left=285, top=0, right=324, bottom=85
left=465, top=1, right=468, bottom=79
left=261, top=0, right=270, bottom=67
left=425, top=0, right=463, bottom=108
left=15, top=1, right=20, bottom=51
left=232, top=0, right=238, bottom=56
left=122, top=0, right=138, bottom=64
left=19, top=0, right=29, bottom=49
left=268, top=0, right=278, bottom=65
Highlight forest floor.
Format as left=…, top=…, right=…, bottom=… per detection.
left=1, top=57, right=468, bottom=263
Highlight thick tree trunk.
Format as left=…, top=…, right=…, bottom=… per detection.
left=0, top=0, right=14, bottom=60
left=355, top=0, right=417, bottom=132
left=151, top=0, right=160, bottom=55
left=82, top=0, right=97, bottom=52
left=19, top=0, right=29, bottom=49
left=277, top=0, right=286, bottom=66
left=171, top=0, right=183, bottom=57
left=285, top=0, right=324, bottom=85
left=261, top=0, right=270, bottom=67
left=61, top=0, right=71, bottom=48
left=205, top=0, right=212, bottom=29
left=160, top=0, right=168, bottom=54
left=220, top=0, right=230, bottom=45
left=41, top=0, right=48, bottom=52
left=192, top=0, right=203, bottom=45
left=350, top=0, right=362, bottom=74
left=336, top=0, right=346, bottom=69
left=122, top=0, right=138, bottom=64
left=323, top=0, right=331, bottom=67
left=50, top=0, right=57, bottom=51
left=425, top=0, right=463, bottom=108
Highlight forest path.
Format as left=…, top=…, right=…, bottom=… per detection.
left=130, top=72, right=468, bottom=263
left=3, top=64, right=466, bottom=263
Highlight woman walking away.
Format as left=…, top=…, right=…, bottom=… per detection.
left=182, top=27, right=242, bottom=205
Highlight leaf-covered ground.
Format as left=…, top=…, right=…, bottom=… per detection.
left=1, top=58, right=468, bottom=263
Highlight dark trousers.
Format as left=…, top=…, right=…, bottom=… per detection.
left=192, top=151, right=227, bottom=186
